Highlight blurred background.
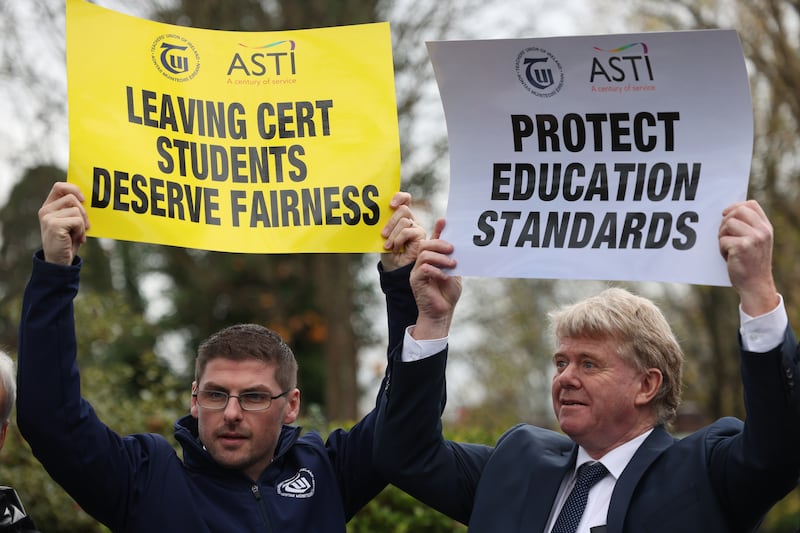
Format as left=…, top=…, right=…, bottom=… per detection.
left=1, top=0, right=799, bottom=530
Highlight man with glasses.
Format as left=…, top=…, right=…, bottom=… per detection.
left=16, top=181, right=424, bottom=531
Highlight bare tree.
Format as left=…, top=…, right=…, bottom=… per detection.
left=623, top=0, right=800, bottom=424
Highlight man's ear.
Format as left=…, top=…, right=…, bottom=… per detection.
left=635, top=368, right=663, bottom=407
left=283, top=389, right=301, bottom=424
left=190, top=381, right=199, bottom=418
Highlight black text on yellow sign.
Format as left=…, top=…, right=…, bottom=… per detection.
left=89, top=86, right=381, bottom=229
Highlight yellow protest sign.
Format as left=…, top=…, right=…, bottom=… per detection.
left=66, top=0, right=400, bottom=253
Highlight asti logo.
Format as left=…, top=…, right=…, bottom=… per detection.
left=515, top=46, right=564, bottom=98
left=228, top=40, right=297, bottom=77
left=150, top=34, right=200, bottom=82
left=590, top=42, right=653, bottom=83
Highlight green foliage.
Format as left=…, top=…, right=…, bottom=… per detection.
left=763, top=489, right=800, bottom=533
left=350, top=486, right=467, bottom=533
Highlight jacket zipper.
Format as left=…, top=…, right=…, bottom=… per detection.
left=251, top=484, right=274, bottom=533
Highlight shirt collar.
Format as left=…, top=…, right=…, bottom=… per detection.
left=575, top=428, right=654, bottom=480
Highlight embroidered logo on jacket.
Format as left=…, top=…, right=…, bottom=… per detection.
left=277, top=468, right=315, bottom=498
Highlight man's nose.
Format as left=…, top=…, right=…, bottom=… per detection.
left=556, top=363, right=580, bottom=388
left=223, top=396, right=244, bottom=420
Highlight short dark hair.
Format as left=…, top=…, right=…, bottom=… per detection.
left=195, top=324, right=298, bottom=391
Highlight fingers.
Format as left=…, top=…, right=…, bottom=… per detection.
left=409, top=235, right=461, bottom=340
left=43, top=181, right=85, bottom=206
left=721, top=199, right=766, bottom=219
left=430, top=218, right=446, bottom=240
left=413, top=238, right=456, bottom=272
left=719, top=200, right=769, bottom=236
left=39, top=182, right=89, bottom=265
left=381, top=202, right=417, bottom=239
left=389, top=191, right=412, bottom=209
left=382, top=192, right=424, bottom=253
left=718, top=200, right=771, bottom=260
left=40, top=182, right=90, bottom=230
left=383, top=216, right=424, bottom=252
left=718, top=200, right=778, bottom=314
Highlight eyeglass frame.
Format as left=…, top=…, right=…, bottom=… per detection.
left=192, top=389, right=291, bottom=411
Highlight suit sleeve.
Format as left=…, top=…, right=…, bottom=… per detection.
left=710, top=325, right=800, bottom=524
left=378, top=262, right=418, bottom=354
left=374, top=337, right=492, bottom=525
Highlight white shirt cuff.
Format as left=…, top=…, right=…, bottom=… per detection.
left=739, top=294, right=788, bottom=353
left=400, top=326, right=449, bottom=362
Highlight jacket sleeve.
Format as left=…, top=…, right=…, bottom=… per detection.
left=16, top=252, right=145, bottom=531
left=378, top=262, right=418, bottom=355
left=374, top=335, right=492, bottom=524
left=328, top=262, right=420, bottom=520
left=711, top=325, right=800, bottom=527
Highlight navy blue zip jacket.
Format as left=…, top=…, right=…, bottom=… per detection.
left=17, top=252, right=417, bottom=532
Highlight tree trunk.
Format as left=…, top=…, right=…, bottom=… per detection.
left=314, top=254, right=359, bottom=420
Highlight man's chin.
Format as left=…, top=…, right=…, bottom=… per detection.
left=209, top=446, right=249, bottom=468
left=557, top=415, right=587, bottom=439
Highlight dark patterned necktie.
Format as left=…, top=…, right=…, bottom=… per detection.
left=550, top=461, right=609, bottom=533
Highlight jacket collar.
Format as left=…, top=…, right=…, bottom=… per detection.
left=605, top=425, right=675, bottom=533
left=515, top=425, right=673, bottom=533
left=173, top=414, right=303, bottom=480
left=518, top=433, right=577, bottom=532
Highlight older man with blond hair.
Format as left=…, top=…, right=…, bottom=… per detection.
left=375, top=200, right=800, bottom=533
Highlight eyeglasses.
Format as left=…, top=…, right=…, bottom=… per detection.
left=193, top=389, right=290, bottom=411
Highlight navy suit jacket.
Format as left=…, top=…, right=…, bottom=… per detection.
left=374, top=328, right=800, bottom=532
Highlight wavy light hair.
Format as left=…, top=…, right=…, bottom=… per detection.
left=548, top=288, right=684, bottom=426
left=0, top=351, right=16, bottom=424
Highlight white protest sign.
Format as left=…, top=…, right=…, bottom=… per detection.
left=430, top=30, right=752, bottom=286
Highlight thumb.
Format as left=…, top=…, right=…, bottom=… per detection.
left=431, top=218, right=446, bottom=240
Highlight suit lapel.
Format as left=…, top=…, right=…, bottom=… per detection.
left=605, top=426, right=674, bottom=533
left=517, top=444, right=576, bottom=532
